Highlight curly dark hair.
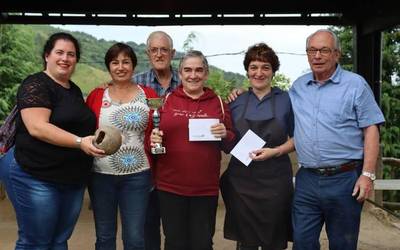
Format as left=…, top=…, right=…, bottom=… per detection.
left=243, top=43, right=280, bottom=73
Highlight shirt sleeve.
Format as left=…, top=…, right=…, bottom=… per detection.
left=17, top=75, right=52, bottom=110
left=355, top=81, right=385, bottom=128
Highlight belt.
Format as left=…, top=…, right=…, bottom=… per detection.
left=304, top=160, right=362, bottom=176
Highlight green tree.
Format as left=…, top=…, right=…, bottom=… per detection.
left=206, top=69, right=233, bottom=99
left=0, top=25, right=38, bottom=122
left=182, top=32, right=198, bottom=52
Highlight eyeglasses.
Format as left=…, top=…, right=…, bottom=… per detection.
left=148, top=47, right=171, bottom=55
left=306, top=47, right=337, bottom=56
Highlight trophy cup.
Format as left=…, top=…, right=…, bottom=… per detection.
left=147, top=97, right=166, bottom=154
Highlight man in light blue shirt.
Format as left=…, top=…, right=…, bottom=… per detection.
left=289, top=29, right=385, bottom=250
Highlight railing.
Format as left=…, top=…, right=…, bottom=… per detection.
left=372, top=157, right=400, bottom=208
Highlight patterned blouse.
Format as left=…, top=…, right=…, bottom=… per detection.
left=93, top=86, right=150, bottom=175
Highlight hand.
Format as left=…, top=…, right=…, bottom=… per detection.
left=352, top=175, right=374, bottom=202
left=210, top=123, right=227, bottom=139
left=150, top=128, right=163, bottom=147
left=80, top=135, right=106, bottom=157
left=226, top=88, right=245, bottom=103
left=250, top=148, right=279, bottom=161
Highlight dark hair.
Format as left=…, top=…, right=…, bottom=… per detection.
left=42, top=32, right=80, bottom=69
left=243, top=43, right=280, bottom=73
left=104, top=43, right=137, bottom=71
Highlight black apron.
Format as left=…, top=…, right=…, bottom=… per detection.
left=220, top=91, right=293, bottom=249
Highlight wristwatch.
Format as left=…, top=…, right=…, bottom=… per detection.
left=362, top=171, right=376, bottom=181
left=75, top=137, right=82, bottom=147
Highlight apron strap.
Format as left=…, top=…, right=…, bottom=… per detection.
left=217, top=95, right=225, bottom=120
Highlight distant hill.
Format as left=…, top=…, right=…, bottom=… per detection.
left=19, top=25, right=246, bottom=94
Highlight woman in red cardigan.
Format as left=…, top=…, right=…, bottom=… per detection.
left=150, top=50, right=236, bottom=250
left=86, top=43, right=157, bottom=250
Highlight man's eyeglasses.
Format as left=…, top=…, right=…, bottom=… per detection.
left=148, top=47, right=171, bottom=55
left=306, top=47, right=337, bottom=56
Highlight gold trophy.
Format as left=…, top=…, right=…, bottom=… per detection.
left=147, top=97, right=166, bottom=154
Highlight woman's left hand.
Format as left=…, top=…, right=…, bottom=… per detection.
left=250, top=148, right=280, bottom=161
left=210, top=123, right=227, bottom=139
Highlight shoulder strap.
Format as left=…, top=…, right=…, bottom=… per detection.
left=217, top=95, right=225, bottom=120
left=164, top=92, right=171, bottom=103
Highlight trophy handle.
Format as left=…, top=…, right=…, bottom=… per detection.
left=153, top=109, right=160, bottom=129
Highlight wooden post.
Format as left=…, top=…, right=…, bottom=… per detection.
left=373, top=145, right=384, bottom=206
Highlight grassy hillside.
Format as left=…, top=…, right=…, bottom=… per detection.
left=13, top=24, right=247, bottom=95
left=71, top=64, right=111, bottom=94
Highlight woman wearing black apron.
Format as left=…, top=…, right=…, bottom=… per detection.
left=221, top=43, right=295, bottom=250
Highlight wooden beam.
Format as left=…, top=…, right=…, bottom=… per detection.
left=0, top=13, right=351, bottom=26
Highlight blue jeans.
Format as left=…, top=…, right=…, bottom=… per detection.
left=89, top=170, right=152, bottom=250
left=0, top=147, right=85, bottom=250
left=292, top=166, right=363, bottom=250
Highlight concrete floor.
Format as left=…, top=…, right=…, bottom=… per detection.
left=0, top=191, right=238, bottom=250
left=1, top=191, right=400, bottom=250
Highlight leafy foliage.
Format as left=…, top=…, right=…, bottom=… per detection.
left=0, top=25, right=39, bottom=122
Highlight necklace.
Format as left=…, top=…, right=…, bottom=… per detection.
left=109, top=83, right=138, bottom=104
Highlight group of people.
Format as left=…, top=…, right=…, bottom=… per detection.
left=0, top=28, right=384, bottom=250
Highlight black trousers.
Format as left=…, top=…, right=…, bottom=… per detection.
left=158, top=190, right=218, bottom=250
left=236, top=242, right=268, bottom=250
left=145, top=188, right=161, bottom=250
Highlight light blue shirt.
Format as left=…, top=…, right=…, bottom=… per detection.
left=289, top=65, right=385, bottom=168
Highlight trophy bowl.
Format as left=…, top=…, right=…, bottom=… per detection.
left=146, top=97, right=164, bottom=110
left=93, top=126, right=122, bottom=155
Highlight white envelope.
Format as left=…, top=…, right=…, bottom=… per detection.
left=188, top=118, right=221, bottom=141
left=230, top=129, right=266, bottom=166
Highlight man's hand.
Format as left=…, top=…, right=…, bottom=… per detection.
left=227, top=88, right=246, bottom=103
left=352, top=175, right=374, bottom=202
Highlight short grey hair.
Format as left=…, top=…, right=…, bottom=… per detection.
left=146, top=31, right=174, bottom=49
left=306, top=29, right=341, bottom=52
left=179, top=50, right=209, bottom=73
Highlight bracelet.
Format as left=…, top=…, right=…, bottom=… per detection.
left=75, top=137, right=82, bottom=148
